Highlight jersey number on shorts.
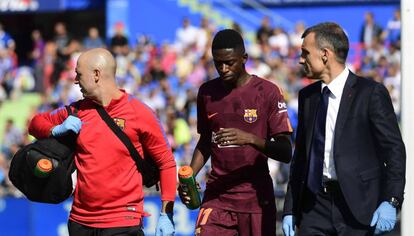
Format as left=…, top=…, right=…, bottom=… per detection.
left=196, top=208, right=213, bottom=226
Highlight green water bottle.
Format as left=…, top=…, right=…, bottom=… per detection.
left=34, top=158, right=53, bottom=178
left=178, top=166, right=201, bottom=210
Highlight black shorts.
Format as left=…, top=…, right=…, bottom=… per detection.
left=68, top=220, right=144, bottom=236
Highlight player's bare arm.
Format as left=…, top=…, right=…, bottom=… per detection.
left=179, top=135, right=211, bottom=204
left=190, top=135, right=212, bottom=177
left=161, top=200, right=174, bottom=214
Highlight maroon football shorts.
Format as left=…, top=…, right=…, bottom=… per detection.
left=195, top=207, right=276, bottom=236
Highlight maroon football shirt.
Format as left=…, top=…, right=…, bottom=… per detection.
left=197, top=75, right=292, bottom=213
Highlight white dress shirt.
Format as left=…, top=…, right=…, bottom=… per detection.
left=321, top=68, right=349, bottom=180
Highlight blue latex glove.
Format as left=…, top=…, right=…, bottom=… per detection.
left=282, top=215, right=295, bottom=236
left=51, top=115, right=82, bottom=136
left=155, top=212, right=175, bottom=236
left=370, top=201, right=397, bottom=235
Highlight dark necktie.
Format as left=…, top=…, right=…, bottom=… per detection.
left=307, top=86, right=331, bottom=194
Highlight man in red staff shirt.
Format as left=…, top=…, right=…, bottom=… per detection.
left=29, top=48, right=176, bottom=236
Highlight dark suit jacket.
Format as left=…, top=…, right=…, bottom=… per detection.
left=360, top=23, right=383, bottom=43
left=283, top=71, right=406, bottom=225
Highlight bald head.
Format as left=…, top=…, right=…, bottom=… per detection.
left=79, top=48, right=116, bottom=79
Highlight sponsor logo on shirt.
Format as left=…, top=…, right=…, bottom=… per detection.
left=277, top=101, right=287, bottom=113
left=113, top=118, right=126, bottom=130
left=244, top=109, right=257, bottom=123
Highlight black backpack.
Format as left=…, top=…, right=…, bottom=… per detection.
left=9, top=106, right=77, bottom=204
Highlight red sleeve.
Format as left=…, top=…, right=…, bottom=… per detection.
left=135, top=103, right=177, bottom=200
left=159, top=167, right=177, bottom=201
left=28, top=106, right=69, bottom=139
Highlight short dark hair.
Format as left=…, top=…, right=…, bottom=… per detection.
left=302, top=22, right=349, bottom=64
left=212, top=29, right=245, bottom=53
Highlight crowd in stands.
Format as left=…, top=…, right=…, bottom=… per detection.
left=0, top=9, right=401, bottom=198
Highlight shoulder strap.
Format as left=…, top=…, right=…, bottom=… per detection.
left=65, top=102, right=79, bottom=117
left=65, top=106, right=73, bottom=116
left=95, top=106, right=148, bottom=177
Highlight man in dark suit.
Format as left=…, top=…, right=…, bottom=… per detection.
left=282, top=22, right=405, bottom=236
left=360, top=11, right=383, bottom=49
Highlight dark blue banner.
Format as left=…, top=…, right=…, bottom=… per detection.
left=0, top=197, right=199, bottom=236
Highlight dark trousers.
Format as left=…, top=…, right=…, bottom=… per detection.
left=299, top=181, right=374, bottom=236
left=68, top=220, right=144, bottom=236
